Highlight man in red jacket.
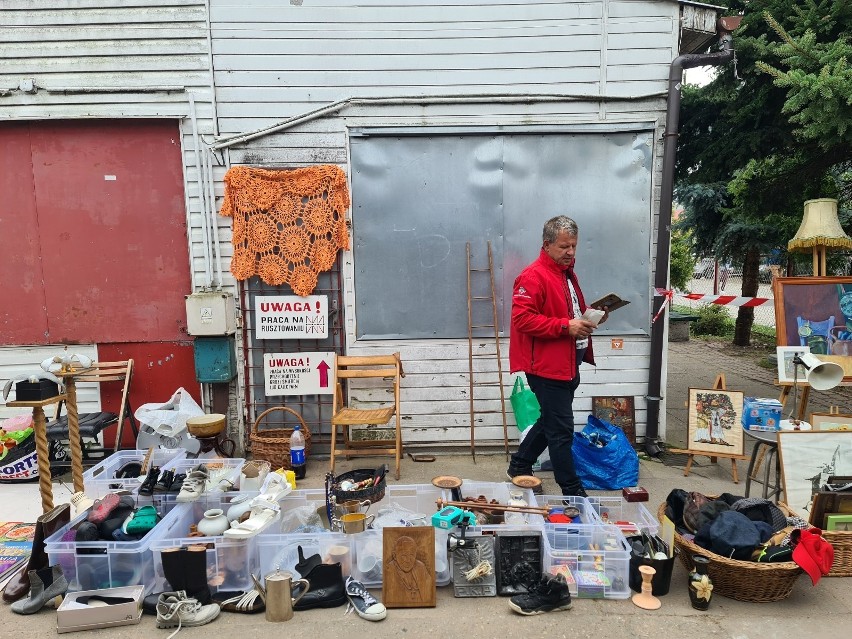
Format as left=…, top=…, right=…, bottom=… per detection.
left=507, top=216, right=606, bottom=497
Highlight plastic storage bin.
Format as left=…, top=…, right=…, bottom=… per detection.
left=256, top=532, right=353, bottom=579
left=534, top=494, right=596, bottom=524
left=82, top=449, right=187, bottom=498
left=145, top=457, right=245, bottom=506
left=541, top=524, right=631, bottom=599
left=586, top=496, right=658, bottom=536
left=351, top=527, right=451, bottom=588
left=150, top=493, right=261, bottom=595
left=45, top=501, right=190, bottom=594
left=439, top=480, right=541, bottom=532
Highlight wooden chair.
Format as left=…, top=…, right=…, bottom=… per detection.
left=330, top=353, right=405, bottom=480
left=46, top=360, right=138, bottom=469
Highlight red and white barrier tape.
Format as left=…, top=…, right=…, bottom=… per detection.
left=652, top=289, right=774, bottom=324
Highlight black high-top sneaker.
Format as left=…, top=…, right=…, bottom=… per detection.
left=508, top=574, right=573, bottom=615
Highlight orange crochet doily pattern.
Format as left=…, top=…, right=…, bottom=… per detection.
left=220, top=165, right=350, bottom=295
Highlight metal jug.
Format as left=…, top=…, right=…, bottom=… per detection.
left=264, top=569, right=309, bottom=622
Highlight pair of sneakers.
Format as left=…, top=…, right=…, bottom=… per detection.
left=156, top=591, right=219, bottom=636
left=508, top=573, right=573, bottom=616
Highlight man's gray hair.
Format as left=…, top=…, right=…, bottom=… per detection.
left=543, top=216, right=578, bottom=243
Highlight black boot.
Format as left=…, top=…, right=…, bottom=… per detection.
left=153, top=470, right=175, bottom=494
left=293, top=562, right=347, bottom=610
left=144, top=546, right=211, bottom=615
left=138, top=467, right=161, bottom=497
left=2, top=504, right=71, bottom=603
left=161, top=546, right=211, bottom=605
left=295, top=545, right=322, bottom=578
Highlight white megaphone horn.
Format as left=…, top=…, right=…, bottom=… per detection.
left=794, top=352, right=844, bottom=391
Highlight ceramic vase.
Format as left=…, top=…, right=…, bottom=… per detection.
left=505, top=490, right=528, bottom=525
left=687, top=555, right=713, bottom=611
left=197, top=508, right=230, bottom=537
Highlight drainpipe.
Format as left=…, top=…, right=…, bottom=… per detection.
left=645, top=16, right=742, bottom=456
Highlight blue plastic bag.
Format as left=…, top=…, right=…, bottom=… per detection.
left=572, top=414, right=639, bottom=490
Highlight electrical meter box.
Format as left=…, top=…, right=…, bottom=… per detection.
left=194, top=336, right=237, bottom=383
left=185, top=292, right=236, bottom=336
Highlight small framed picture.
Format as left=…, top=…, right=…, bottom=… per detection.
left=810, top=412, right=852, bottom=432
left=825, top=514, right=852, bottom=531
left=591, top=396, right=636, bottom=444
left=776, top=346, right=811, bottom=383
left=686, top=388, right=745, bottom=456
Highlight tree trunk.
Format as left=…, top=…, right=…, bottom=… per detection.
left=734, top=247, right=761, bottom=346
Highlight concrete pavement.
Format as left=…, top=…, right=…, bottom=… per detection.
left=1, top=337, right=850, bottom=638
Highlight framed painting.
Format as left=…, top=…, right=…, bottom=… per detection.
left=773, top=276, right=852, bottom=382
left=382, top=526, right=436, bottom=608
left=591, top=396, right=636, bottom=444
left=777, top=430, right=852, bottom=517
left=810, top=412, right=852, bottom=432
left=686, top=388, right=745, bottom=456
left=776, top=346, right=811, bottom=383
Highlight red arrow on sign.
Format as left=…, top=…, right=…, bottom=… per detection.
left=317, top=360, right=330, bottom=388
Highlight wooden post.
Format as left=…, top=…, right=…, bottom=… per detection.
left=6, top=395, right=67, bottom=513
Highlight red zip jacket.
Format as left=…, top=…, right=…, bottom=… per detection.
left=509, top=249, right=595, bottom=380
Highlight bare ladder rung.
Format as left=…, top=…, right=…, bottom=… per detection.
left=470, top=324, right=496, bottom=329
left=471, top=296, right=492, bottom=300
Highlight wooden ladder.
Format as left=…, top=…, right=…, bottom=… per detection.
left=466, top=241, right=508, bottom=462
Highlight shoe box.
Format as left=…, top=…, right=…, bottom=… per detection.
left=56, top=585, right=144, bottom=633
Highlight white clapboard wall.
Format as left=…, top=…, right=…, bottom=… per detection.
left=209, top=0, right=683, bottom=447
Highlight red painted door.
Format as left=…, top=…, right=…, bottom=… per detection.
left=0, top=120, right=198, bottom=446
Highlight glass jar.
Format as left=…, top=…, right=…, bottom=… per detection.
left=505, top=490, right=528, bottom=525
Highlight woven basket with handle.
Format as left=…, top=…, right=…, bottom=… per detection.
left=657, top=501, right=803, bottom=603
left=250, top=406, right=312, bottom=471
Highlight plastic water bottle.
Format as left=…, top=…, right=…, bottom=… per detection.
left=289, top=424, right=306, bottom=480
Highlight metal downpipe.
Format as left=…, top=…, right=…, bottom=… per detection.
left=645, top=18, right=740, bottom=456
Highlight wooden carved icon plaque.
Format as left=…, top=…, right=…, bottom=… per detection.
left=382, top=526, right=436, bottom=608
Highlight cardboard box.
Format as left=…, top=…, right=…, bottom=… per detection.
left=742, top=397, right=782, bottom=431
left=56, top=585, right=144, bottom=633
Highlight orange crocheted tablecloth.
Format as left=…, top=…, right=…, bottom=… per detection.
left=219, top=164, right=350, bottom=296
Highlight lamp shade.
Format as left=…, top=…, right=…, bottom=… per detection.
left=788, top=198, right=852, bottom=252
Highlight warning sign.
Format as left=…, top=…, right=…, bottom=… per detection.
left=264, top=352, right=335, bottom=396
left=256, top=295, right=328, bottom=340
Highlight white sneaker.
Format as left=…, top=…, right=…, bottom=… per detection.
left=156, top=591, right=220, bottom=638
left=345, top=577, right=387, bottom=621
left=175, top=465, right=208, bottom=502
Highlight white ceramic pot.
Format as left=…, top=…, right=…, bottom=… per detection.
left=197, top=508, right=230, bottom=536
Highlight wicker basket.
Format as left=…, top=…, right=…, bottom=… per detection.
left=657, top=502, right=804, bottom=602
left=823, top=529, right=852, bottom=577
left=332, top=468, right=387, bottom=504
left=250, top=406, right=312, bottom=471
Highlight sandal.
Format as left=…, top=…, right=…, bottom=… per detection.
left=125, top=505, right=160, bottom=535
left=214, top=587, right=265, bottom=614
left=222, top=499, right=281, bottom=539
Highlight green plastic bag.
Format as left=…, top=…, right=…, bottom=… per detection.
left=510, top=376, right=540, bottom=432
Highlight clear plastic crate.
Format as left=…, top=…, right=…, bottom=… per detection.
left=142, top=458, right=245, bottom=505
left=534, top=494, right=596, bottom=524
left=541, top=523, right=631, bottom=599
left=351, top=527, right=451, bottom=588
left=82, top=449, right=187, bottom=498
left=586, top=496, right=658, bottom=536
left=150, top=493, right=262, bottom=595
left=256, top=532, right=352, bottom=580
left=45, top=501, right=190, bottom=594
left=439, top=480, right=541, bottom=532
